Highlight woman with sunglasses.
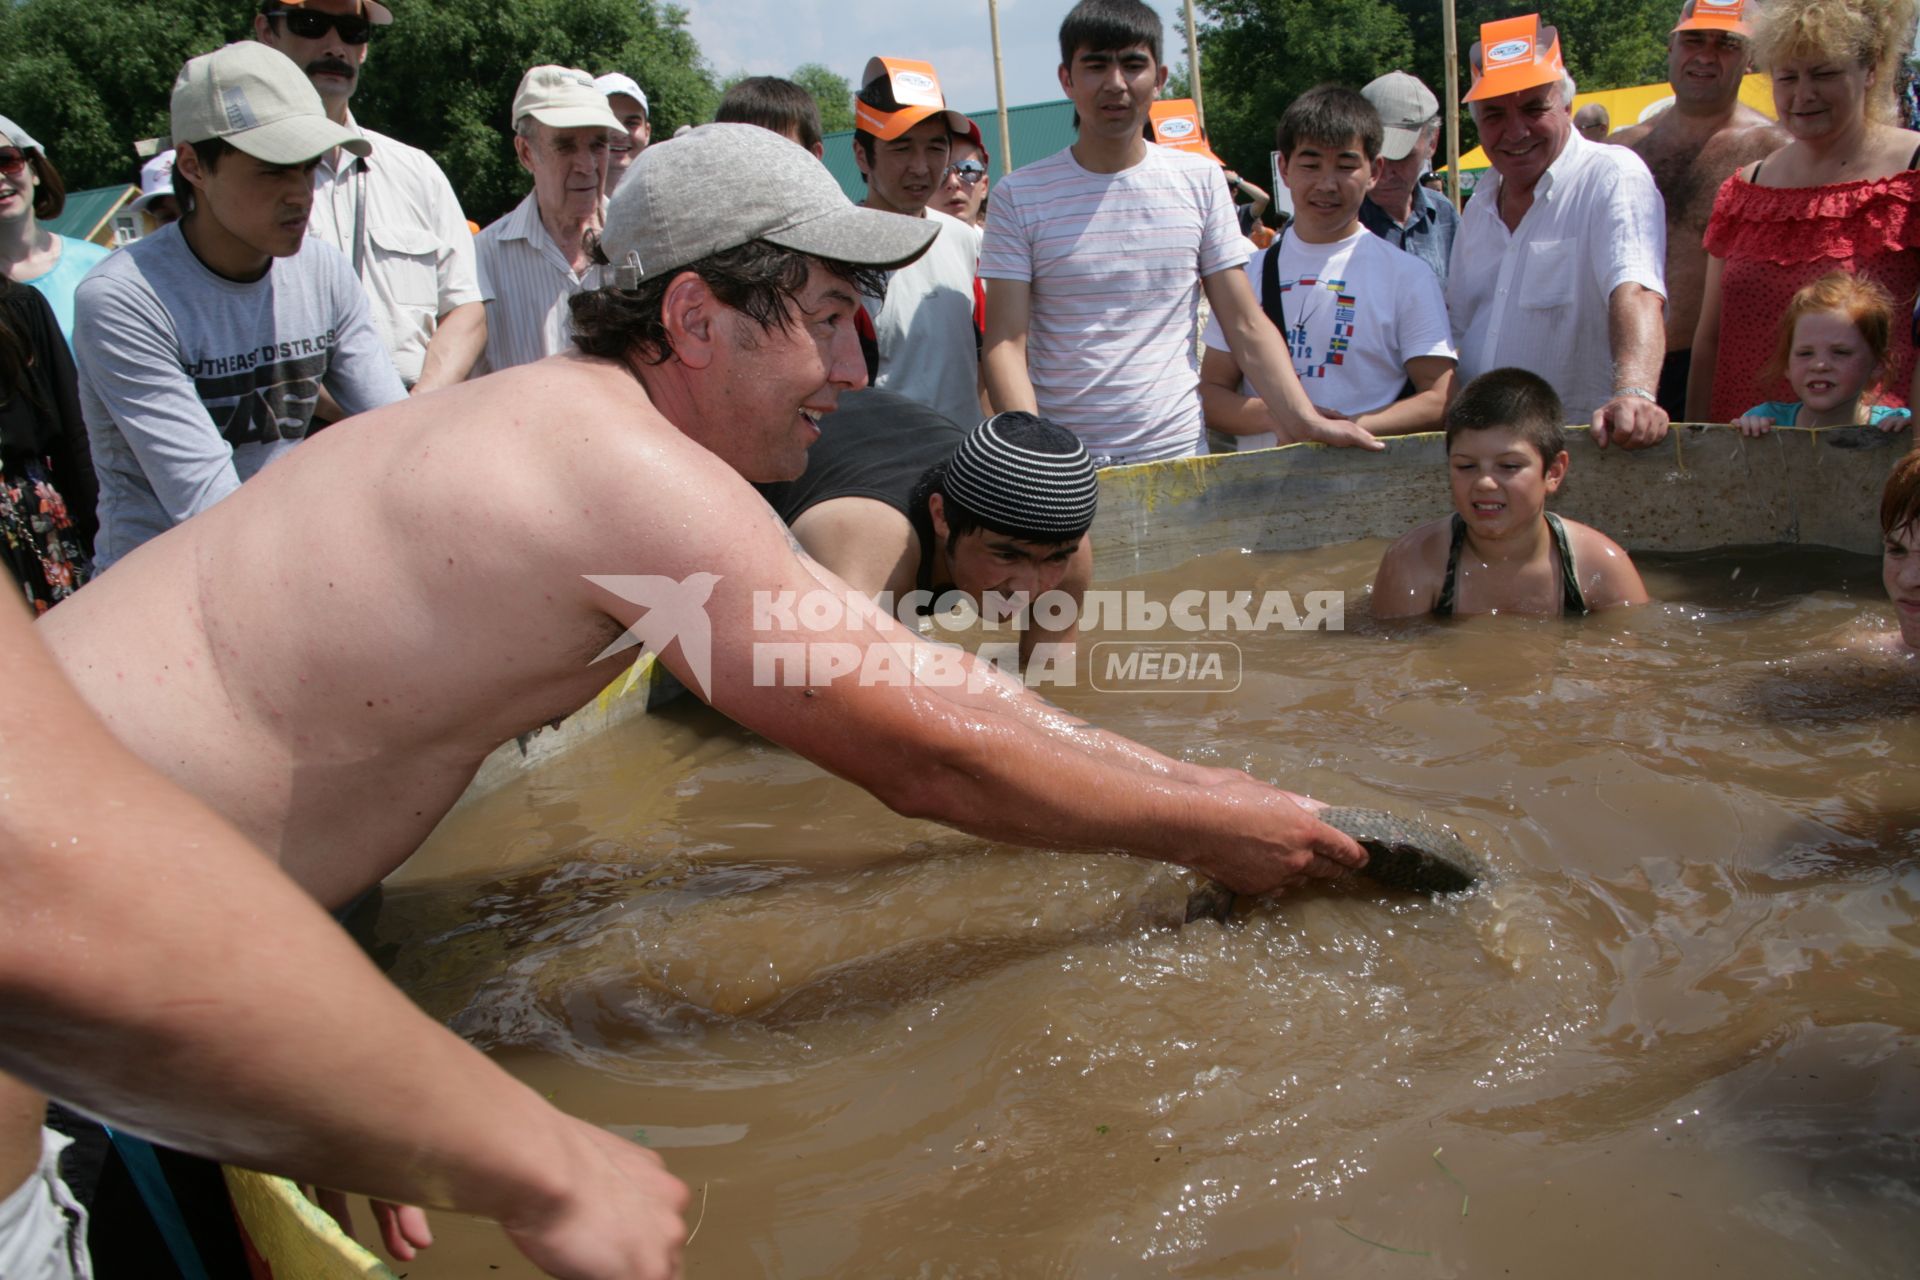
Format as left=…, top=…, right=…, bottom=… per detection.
left=935, top=133, right=992, bottom=228
left=0, top=117, right=109, bottom=343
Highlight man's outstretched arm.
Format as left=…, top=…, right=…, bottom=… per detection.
left=0, top=603, right=688, bottom=1280
left=586, top=481, right=1367, bottom=897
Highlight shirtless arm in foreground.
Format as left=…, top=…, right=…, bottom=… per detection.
left=0, top=602, right=686, bottom=1280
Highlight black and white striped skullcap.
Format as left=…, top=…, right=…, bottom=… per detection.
left=941, top=412, right=1099, bottom=541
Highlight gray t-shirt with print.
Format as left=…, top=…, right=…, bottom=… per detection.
left=73, top=223, right=405, bottom=567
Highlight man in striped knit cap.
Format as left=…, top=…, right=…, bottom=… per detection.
left=757, top=389, right=1098, bottom=668
left=981, top=0, right=1382, bottom=465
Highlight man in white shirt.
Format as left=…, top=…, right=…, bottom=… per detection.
left=1200, top=86, right=1456, bottom=448
left=981, top=0, right=1372, bottom=464
left=1446, top=13, right=1670, bottom=448
left=474, top=65, right=619, bottom=372
left=596, top=71, right=651, bottom=197
left=255, top=0, right=487, bottom=392
left=851, top=56, right=984, bottom=428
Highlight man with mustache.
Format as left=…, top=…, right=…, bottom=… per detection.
left=1445, top=13, right=1672, bottom=449
left=255, top=0, right=489, bottom=394
left=70, top=41, right=404, bottom=569
left=474, top=65, right=621, bottom=372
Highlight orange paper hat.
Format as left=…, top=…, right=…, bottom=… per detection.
left=1672, top=0, right=1755, bottom=37
left=1149, top=99, right=1224, bottom=164
left=1465, top=15, right=1567, bottom=104
left=856, top=57, right=972, bottom=141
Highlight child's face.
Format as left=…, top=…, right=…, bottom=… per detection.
left=1448, top=428, right=1567, bottom=538
left=1279, top=134, right=1380, bottom=237
left=1058, top=43, right=1166, bottom=144
left=1884, top=519, right=1920, bottom=650
left=1787, top=310, right=1879, bottom=413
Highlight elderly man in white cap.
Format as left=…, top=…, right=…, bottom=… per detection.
left=595, top=71, right=651, bottom=196
left=1446, top=12, right=1670, bottom=448
left=474, top=65, right=621, bottom=372
left=71, top=41, right=405, bottom=570
left=254, top=0, right=490, bottom=394
left=1357, top=71, right=1459, bottom=290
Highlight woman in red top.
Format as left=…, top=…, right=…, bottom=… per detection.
left=1687, top=0, right=1920, bottom=424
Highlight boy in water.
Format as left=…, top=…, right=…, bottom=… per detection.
left=1872, top=448, right=1920, bottom=655
left=1373, top=368, right=1649, bottom=618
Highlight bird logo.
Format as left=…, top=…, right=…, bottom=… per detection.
left=585, top=573, right=723, bottom=700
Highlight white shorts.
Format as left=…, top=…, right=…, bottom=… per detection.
left=0, top=1127, right=91, bottom=1280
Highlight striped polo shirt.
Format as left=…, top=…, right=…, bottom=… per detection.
left=473, top=191, right=605, bottom=373
left=980, top=143, right=1249, bottom=463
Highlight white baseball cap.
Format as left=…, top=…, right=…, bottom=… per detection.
left=132, top=150, right=178, bottom=212
left=171, top=42, right=368, bottom=163
left=594, top=72, right=649, bottom=117
left=0, top=115, right=42, bottom=153
left=513, top=65, right=621, bottom=131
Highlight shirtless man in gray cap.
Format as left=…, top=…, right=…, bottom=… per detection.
left=39, top=122, right=1365, bottom=1250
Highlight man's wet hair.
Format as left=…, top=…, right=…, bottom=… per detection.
left=569, top=239, right=884, bottom=367
left=170, top=137, right=236, bottom=216
left=1059, top=0, right=1162, bottom=68
left=1882, top=447, right=1920, bottom=538
left=1444, top=367, right=1567, bottom=468
left=910, top=414, right=1097, bottom=550
left=716, top=76, right=824, bottom=153
left=1276, top=85, right=1384, bottom=161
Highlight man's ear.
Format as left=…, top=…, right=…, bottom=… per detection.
left=1154, top=61, right=1169, bottom=92
left=1057, top=62, right=1073, bottom=96
left=513, top=133, right=536, bottom=178
left=660, top=271, right=718, bottom=370
left=175, top=142, right=208, bottom=195
left=927, top=491, right=949, bottom=540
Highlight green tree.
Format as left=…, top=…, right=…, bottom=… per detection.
left=790, top=63, right=854, bottom=135
left=0, top=0, right=720, bottom=225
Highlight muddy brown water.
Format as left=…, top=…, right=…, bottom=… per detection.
left=368, top=541, right=1920, bottom=1278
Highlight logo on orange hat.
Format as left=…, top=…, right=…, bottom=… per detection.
left=855, top=57, right=972, bottom=141
left=1465, top=14, right=1567, bottom=104
left=1672, top=0, right=1753, bottom=36
left=1149, top=99, right=1224, bottom=164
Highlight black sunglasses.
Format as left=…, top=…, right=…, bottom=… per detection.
left=266, top=8, right=372, bottom=43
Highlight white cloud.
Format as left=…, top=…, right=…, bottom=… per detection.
left=682, top=0, right=1191, bottom=118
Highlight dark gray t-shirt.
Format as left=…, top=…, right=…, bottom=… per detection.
left=74, top=223, right=405, bottom=567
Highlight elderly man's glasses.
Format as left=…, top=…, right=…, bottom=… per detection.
left=943, top=160, right=987, bottom=185
left=0, top=150, right=27, bottom=177
left=266, top=8, right=373, bottom=43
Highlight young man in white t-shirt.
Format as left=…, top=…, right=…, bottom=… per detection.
left=1200, top=85, right=1456, bottom=450
left=979, top=0, right=1379, bottom=465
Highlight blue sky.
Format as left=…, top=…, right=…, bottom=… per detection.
left=682, top=0, right=1193, bottom=117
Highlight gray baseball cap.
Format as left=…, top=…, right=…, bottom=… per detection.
left=171, top=42, right=368, bottom=164
left=601, top=123, right=936, bottom=286
left=1362, top=71, right=1440, bottom=162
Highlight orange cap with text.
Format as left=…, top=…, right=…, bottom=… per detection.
left=855, top=57, right=973, bottom=141
left=1465, top=15, right=1567, bottom=104
left=1671, top=0, right=1754, bottom=37
left=1149, top=99, right=1224, bottom=164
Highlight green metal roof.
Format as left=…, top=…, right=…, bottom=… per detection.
left=819, top=99, right=1079, bottom=203
left=44, top=184, right=136, bottom=245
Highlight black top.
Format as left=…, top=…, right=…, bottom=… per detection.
left=756, top=388, right=964, bottom=593
left=0, top=278, right=96, bottom=550
left=1435, top=511, right=1588, bottom=618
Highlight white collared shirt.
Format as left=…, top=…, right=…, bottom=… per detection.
left=308, top=113, right=486, bottom=387
left=472, top=192, right=604, bottom=373
left=1446, top=129, right=1666, bottom=420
